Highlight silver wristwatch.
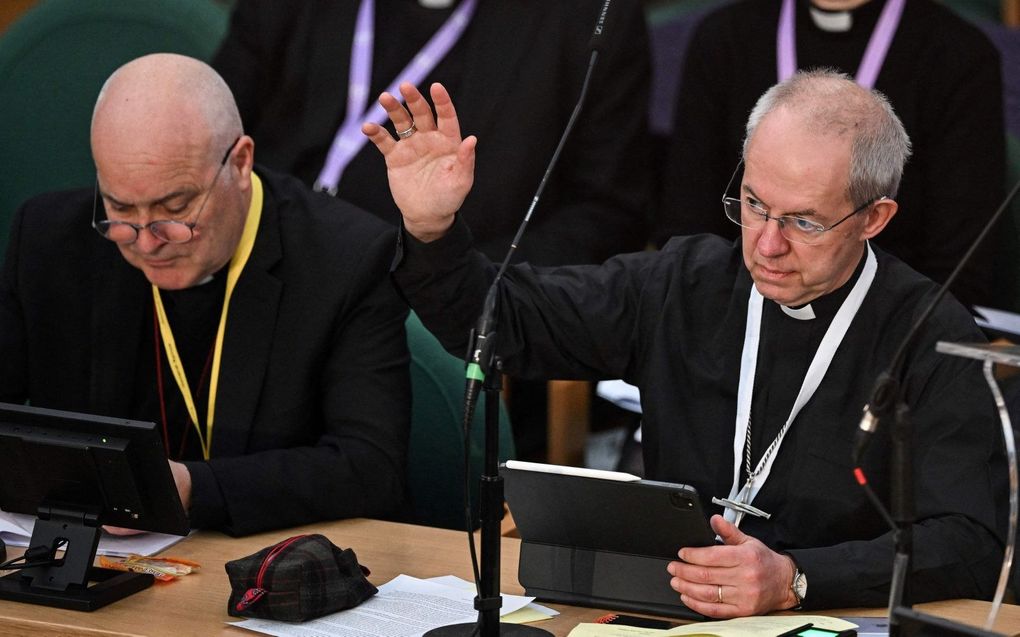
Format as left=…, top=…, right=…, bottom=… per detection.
left=791, top=567, right=808, bottom=607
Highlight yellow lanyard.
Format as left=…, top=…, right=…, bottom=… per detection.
left=152, top=173, right=264, bottom=460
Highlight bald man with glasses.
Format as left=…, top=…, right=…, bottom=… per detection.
left=0, top=53, right=410, bottom=536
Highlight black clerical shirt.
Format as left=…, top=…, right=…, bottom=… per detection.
left=395, top=218, right=1005, bottom=609
left=747, top=253, right=866, bottom=481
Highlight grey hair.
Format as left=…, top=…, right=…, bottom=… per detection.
left=742, top=68, right=911, bottom=207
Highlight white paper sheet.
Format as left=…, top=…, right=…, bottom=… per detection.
left=426, top=575, right=558, bottom=619
left=232, top=574, right=535, bottom=637
left=566, top=615, right=858, bottom=637
left=0, top=510, right=188, bottom=557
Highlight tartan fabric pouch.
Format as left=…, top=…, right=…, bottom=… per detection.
left=225, top=533, right=377, bottom=622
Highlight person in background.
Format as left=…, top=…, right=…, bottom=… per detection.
left=213, top=0, right=653, bottom=267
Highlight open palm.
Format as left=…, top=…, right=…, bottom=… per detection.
left=363, top=82, right=476, bottom=242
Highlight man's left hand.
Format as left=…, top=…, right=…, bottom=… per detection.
left=667, top=514, right=798, bottom=618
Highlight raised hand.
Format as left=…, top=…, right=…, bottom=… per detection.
left=363, top=82, right=477, bottom=242
left=666, top=514, right=799, bottom=617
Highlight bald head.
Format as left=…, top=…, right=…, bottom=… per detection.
left=743, top=69, right=911, bottom=206
left=90, top=54, right=255, bottom=291
left=91, top=53, right=242, bottom=166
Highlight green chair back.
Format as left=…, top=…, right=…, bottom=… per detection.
left=406, top=312, right=516, bottom=530
left=0, top=0, right=229, bottom=262
left=937, top=0, right=1004, bottom=25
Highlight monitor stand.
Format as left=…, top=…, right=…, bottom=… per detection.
left=0, top=505, right=153, bottom=611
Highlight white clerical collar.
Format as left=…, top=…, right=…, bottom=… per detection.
left=809, top=5, right=853, bottom=32
left=780, top=303, right=816, bottom=320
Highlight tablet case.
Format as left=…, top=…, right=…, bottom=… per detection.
left=501, top=465, right=715, bottom=620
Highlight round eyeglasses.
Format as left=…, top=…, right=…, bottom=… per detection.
left=721, top=161, right=885, bottom=245
left=92, top=137, right=239, bottom=245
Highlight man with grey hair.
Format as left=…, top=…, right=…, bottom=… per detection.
left=366, top=70, right=1004, bottom=615
left=0, top=53, right=411, bottom=536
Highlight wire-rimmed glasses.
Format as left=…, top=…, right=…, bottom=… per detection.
left=721, top=161, right=884, bottom=245
left=92, top=137, right=240, bottom=245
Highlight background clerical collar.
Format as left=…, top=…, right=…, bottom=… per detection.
left=806, top=0, right=882, bottom=33
left=417, top=0, right=455, bottom=8
left=809, top=5, right=853, bottom=32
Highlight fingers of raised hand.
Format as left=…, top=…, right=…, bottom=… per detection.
left=362, top=121, right=396, bottom=154
left=379, top=90, right=415, bottom=135
left=401, top=82, right=437, bottom=132
left=430, top=82, right=462, bottom=140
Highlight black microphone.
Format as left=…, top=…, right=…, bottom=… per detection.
left=587, top=0, right=613, bottom=53
left=462, top=285, right=498, bottom=427
left=853, top=171, right=1020, bottom=463
left=854, top=372, right=898, bottom=461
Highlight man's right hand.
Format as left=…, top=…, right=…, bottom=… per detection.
left=104, top=460, right=192, bottom=536
left=363, top=82, right=477, bottom=243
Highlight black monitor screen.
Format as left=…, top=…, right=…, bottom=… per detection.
left=0, top=402, right=188, bottom=536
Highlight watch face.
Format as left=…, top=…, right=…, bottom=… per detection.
left=794, top=571, right=808, bottom=599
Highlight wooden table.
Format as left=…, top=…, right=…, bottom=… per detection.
left=0, top=518, right=1018, bottom=636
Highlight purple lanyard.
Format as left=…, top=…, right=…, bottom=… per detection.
left=314, top=0, right=477, bottom=195
left=777, top=0, right=905, bottom=89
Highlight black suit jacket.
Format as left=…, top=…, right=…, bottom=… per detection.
left=0, top=168, right=410, bottom=536
left=213, top=0, right=652, bottom=266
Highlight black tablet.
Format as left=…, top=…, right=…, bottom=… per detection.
left=501, top=461, right=714, bottom=619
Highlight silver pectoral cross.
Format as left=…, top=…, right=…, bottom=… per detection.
left=712, top=481, right=771, bottom=527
